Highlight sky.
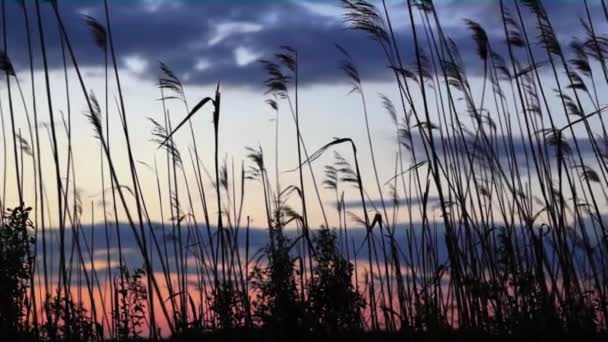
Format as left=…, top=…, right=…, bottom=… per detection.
left=2, top=3, right=607, bottom=336
left=1, top=0, right=607, bottom=229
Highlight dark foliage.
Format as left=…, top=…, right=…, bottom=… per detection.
left=308, top=228, right=364, bottom=335
left=0, top=206, right=34, bottom=338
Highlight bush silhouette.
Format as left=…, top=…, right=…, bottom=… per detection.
left=0, top=205, right=35, bottom=339
left=115, top=266, right=148, bottom=340
left=251, top=229, right=304, bottom=338
left=309, top=228, right=364, bottom=335
left=209, top=280, right=248, bottom=330
left=42, top=291, right=98, bottom=341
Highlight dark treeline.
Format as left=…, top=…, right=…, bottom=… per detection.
left=1, top=0, right=608, bottom=340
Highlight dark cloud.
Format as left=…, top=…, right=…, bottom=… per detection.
left=3, top=0, right=605, bottom=88
left=5, top=0, right=387, bottom=88
left=407, top=130, right=600, bottom=172
left=38, top=214, right=602, bottom=282
left=37, top=221, right=453, bottom=276
left=338, top=196, right=441, bottom=210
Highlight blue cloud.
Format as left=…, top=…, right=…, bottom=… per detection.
left=3, top=0, right=604, bottom=88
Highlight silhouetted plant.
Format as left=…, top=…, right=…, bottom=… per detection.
left=42, top=291, right=97, bottom=341
left=209, top=281, right=247, bottom=330
left=115, top=266, right=147, bottom=340
left=1, top=0, right=608, bottom=339
left=0, top=205, right=34, bottom=338
left=308, top=227, right=364, bottom=335
left=251, top=230, right=304, bottom=337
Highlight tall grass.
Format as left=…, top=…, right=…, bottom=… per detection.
left=0, top=0, right=607, bottom=340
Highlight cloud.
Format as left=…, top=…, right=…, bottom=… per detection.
left=4, top=0, right=604, bottom=89
left=338, top=196, right=440, bottom=210
left=37, top=221, right=453, bottom=274
left=234, top=46, right=260, bottom=67
left=405, top=130, right=601, bottom=175
left=123, top=54, right=149, bottom=74
left=37, top=213, right=603, bottom=281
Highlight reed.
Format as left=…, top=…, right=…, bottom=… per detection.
left=0, top=0, right=607, bottom=340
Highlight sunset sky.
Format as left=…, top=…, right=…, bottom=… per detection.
left=1, top=0, right=605, bottom=228
left=2, top=1, right=608, bottom=338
